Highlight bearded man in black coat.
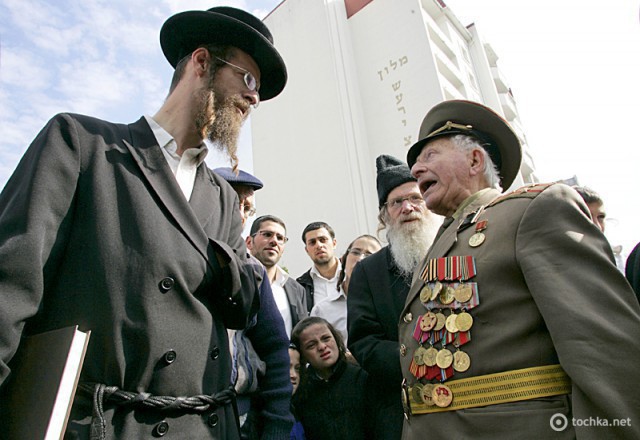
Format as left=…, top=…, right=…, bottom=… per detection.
left=347, top=155, right=440, bottom=440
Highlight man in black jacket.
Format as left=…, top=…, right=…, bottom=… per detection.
left=347, top=155, right=439, bottom=440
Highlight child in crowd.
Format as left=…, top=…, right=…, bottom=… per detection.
left=290, top=317, right=370, bottom=440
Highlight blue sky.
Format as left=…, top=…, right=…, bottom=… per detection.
left=1, top=0, right=640, bottom=256
left=0, top=0, right=279, bottom=178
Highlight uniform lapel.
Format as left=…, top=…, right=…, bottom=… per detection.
left=124, top=118, right=211, bottom=261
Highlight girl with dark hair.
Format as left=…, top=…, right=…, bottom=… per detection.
left=290, top=317, right=370, bottom=440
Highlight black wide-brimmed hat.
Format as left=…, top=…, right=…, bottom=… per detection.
left=406, top=100, right=522, bottom=189
left=376, top=155, right=416, bottom=209
left=160, top=6, right=287, bottom=101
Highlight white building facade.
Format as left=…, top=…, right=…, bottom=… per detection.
left=251, top=0, right=537, bottom=276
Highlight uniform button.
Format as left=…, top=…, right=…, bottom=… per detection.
left=207, top=412, right=219, bottom=427
left=153, top=421, right=169, bottom=437
left=400, top=344, right=407, bottom=356
left=210, top=347, right=220, bottom=360
left=159, top=277, right=175, bottom=292
left=403, top=312, right=413, bottom=323
left=163, top=350, right=177, bottom=364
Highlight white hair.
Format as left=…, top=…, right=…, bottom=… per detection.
left=450, top=134, right=502, bottom=191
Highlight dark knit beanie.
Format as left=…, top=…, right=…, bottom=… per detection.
left=376, top=154, right=416, bottom=209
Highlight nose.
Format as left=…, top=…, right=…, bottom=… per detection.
left=411, top=162, right=425, bottom=179
left=243, top=89, right=260, bottom=109
left=400, top=199, right=415, bottom=213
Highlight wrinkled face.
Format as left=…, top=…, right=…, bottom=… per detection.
left=344, top=237, right=381, bottom=280
left=587, top=201, right=606, bottom=232
left=304, top=228, right=336, bottom=266
left=247, top=220, right=287, bottom=267
left=299, top=323, right=339, bottom=378
left=288, top=348, right=301, bottom=393
left=411, top=137, right=476, bottom=217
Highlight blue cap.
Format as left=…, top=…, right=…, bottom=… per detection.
left=214, top=167, right=263, bottom=190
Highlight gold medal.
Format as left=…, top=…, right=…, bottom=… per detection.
left=453, top=350, right=471, bottom=372
left=439, top=285, right=455, bottom=305
left=431, top=281, right=443, bottom=301
left=423, top=346, right=438, bottom=367
left=456, top=312, right=474, bottom=332
left=445, top=313, right=459, bottom=333
left=435, top=348, right=453, bottom=369
left=432, top=384, right=453, bottom=408
left=454, top=284, right=473, bottom=303
left=420, top=285, right=432, bottom=303
left=421, top=383, right=436, bottom=406
left=411, top=383, right=424, bottom=404
left=434, top=312, right=446, bottom=331
left=420, top=311, right=437, bottom=332
left=469, top=232, right=485, bottom=247
left=413, top=346, right=427, bottom=366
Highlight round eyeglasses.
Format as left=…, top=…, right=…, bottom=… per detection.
left=215, top=57, right=260, bottom=108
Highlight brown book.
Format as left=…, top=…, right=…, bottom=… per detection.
left=0, top=326, right=91, bottom=440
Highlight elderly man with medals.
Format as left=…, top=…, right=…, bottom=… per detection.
left=398, top=100, right=640, bottom=439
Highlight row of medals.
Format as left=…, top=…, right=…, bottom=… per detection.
left=412, top=280, right=475, bottom=408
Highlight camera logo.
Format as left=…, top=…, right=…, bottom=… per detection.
left=550, top=413, right=569, bottom=432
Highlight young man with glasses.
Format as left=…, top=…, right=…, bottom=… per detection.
left=247, top=215, right=308, bottom=338
left=347, top=154, right=440, bottom=440
left=0, top=6, right=287, bottom=439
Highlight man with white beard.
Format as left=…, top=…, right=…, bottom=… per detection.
left=347, top=155, right=440, bottom=440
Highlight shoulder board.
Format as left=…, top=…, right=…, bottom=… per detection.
left=488, top=182, right=558, bottom=207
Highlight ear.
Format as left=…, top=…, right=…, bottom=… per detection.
left=245, top=235, right=253, bottom=250
left=469, top=148, right=485, bottom=177
left=191, top=47, right=210, bottom=78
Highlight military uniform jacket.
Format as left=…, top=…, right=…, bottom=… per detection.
left=399, top=184, right=640, bottom=439
left=0, top=114, right=259, bottom=439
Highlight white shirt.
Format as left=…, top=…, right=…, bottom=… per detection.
left=272, top=266, right=293, bottom=338
left=309, top=258, right=342, bottom=307
left=144, top=115, right=208, bottom=201
left=310, top=288, right=348, bottom=345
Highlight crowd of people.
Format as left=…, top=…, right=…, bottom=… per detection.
left=0, top=5, right=639, bottom=440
